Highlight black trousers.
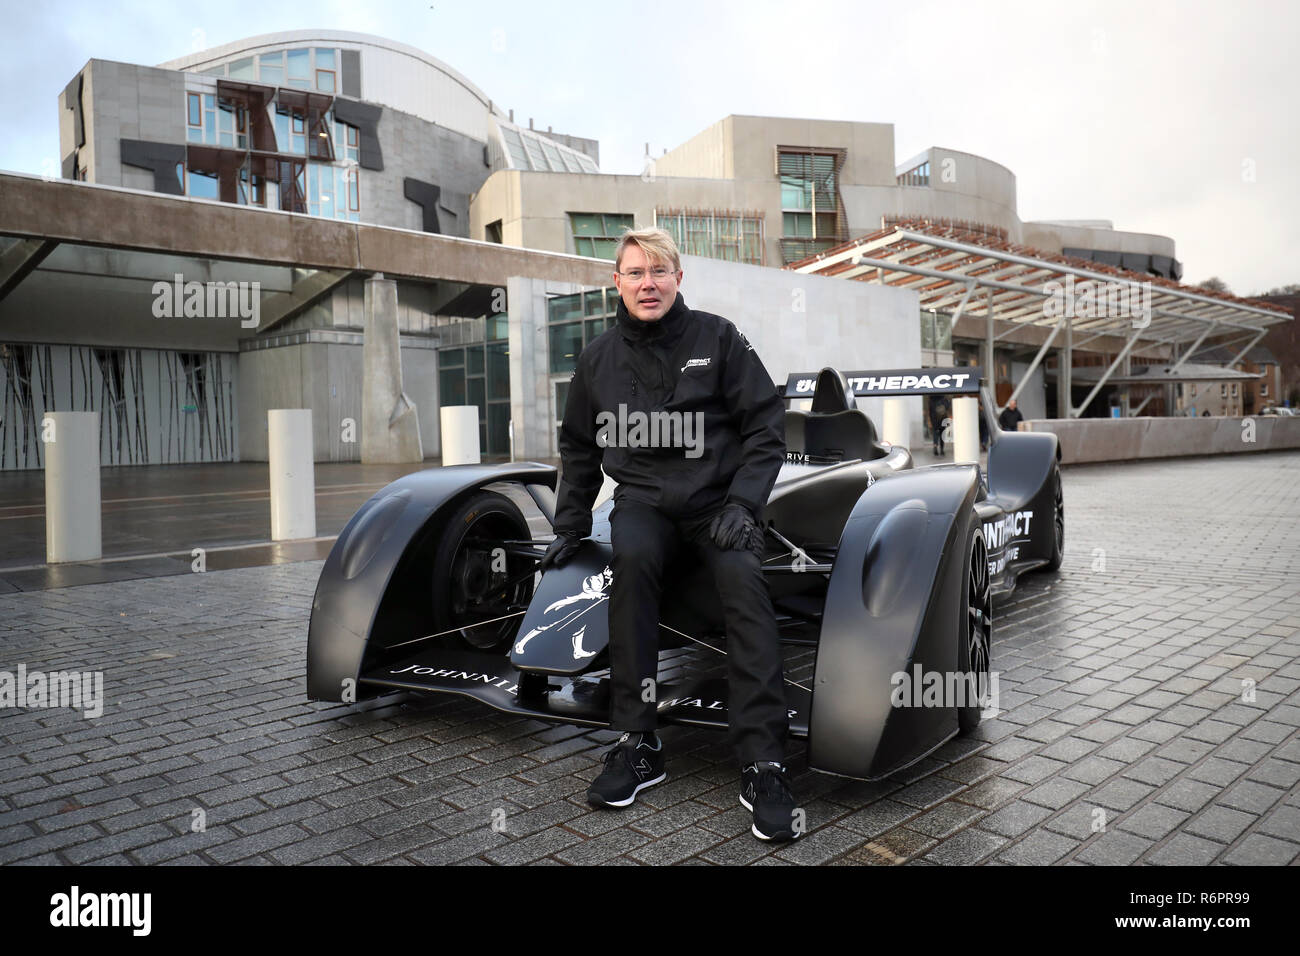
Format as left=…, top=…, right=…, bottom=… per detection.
left=607, top=497, right=788, bottom=766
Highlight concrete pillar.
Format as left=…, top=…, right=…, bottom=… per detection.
left=362, top=273, right=423, bottom=463
left=440, top=406, right=481, bottom=465
left=269, top=409, right=316, bottom=540
left=44, top=411, right=102, bottom=563
left=881, top=397, right=911, bottom=448
left=952, top=396, right=981, bottom=464
left=1058, top=316, right=1073, bottom=418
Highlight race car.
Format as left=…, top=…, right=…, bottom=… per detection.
left=306, top=367, right=1063, bottom=780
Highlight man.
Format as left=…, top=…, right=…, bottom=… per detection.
left=929, top=397, right=948, bottom=456
left=998, top=398, right=1024, bottom=432
left=542, top=227, right=801, bottom=841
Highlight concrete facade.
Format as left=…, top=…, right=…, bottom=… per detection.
left=471, top=114, right=1174, bottom=276
left=1022, top=415, right=1300, bottom=463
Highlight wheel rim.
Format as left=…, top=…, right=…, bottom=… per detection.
left=444, top=512, right=532, bottom=649
left=1054, top=471, right=1065, bottom=554
left=966, top=532, right=992, bottom=706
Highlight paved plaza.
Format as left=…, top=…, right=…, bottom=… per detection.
left=1, top=451, right=1298, bottom=865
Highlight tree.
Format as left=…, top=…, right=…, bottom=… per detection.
left=1196, top=277, right=1232, bottom=294
left=1262, top=283, right=1300, bottom=296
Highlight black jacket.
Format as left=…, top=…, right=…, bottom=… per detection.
left=998, top=407, right=1024, bottom=431
left=554, top=292, right=785, bottom=536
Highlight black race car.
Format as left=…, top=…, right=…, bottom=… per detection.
left=306, top=367, right=1063, bottom=780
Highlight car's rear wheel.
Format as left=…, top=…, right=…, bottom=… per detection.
left=1045, top=465, right=1064, bottom=572
left=431, top=490, right=535, bottom=651
left=958, top=523, right=992, bottom=734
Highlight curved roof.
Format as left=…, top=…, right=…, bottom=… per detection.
left=158, top=29, right=497, bottom=111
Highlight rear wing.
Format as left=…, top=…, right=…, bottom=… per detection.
left=782, top=367, right=984, bottom=399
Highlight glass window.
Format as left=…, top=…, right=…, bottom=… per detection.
left=584, top=318, right=606, bottom=341
left=468, top=348, right=484, bottom=375
left=548, top=293, right=583, bottom=323
left=187, top=93, right=201, bottom=127
left=439, top=348, right=464, bottom=368
left=315, top=48, right=336, bottom=68
left=229, top=57, right=255, bottom=80
left=439, top=367, right=465, bottom=406
left=487, top=402, right=510, bottom=456
left=258, top=52, right=284, bottom=86
left=187, top=169, right=219, bottom=199
left=468, top=376, right=485, bottom=409
left=584, top=290, right=608, bottom=316
left=286, top=48, right=310, bottom=88
left=316, top=70, right=335, bottom=93
left=487, top=342, right=510, bottom=400
left=1220, top=384, right=1227, bottom=397
left=549, top=323, right=583, bottom=374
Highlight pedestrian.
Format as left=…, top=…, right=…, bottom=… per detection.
left=998, top=398, right=1024, bottom=432
left=930, top=397, right=948, bottom=455
left=542, top=227, right=801, bottom=842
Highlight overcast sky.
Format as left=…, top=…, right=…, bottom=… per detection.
left=2, top=0, right=1296, bottom=294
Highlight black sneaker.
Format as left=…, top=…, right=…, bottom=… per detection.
left=740, top=761, right=802, bottom=841
left=586, top=732, right=666, bottom=808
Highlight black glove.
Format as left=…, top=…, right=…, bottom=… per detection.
left=539, top=530, right=583, bottom=571
left=709, top=503, right=762, bottom=552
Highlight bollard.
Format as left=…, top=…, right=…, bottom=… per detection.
left=881, top=397, right=911, bottom=449
left=440, top=406, right=481, bottom=465
left=951, top=396, right=981, bottom=464
left=268, top=409, right=316, bottom=541
left=44, top=411, right=102, bottom=563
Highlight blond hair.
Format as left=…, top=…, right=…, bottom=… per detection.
left=614, top=227, right=681, bottom=273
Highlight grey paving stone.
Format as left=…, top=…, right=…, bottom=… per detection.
left=1075, top=830, right=1153, bottom=865
left=981, top=800, right=1054, bottom=838
left=1116, top=803, right=1190, bottom=840
left=1222, top=834, right=1300, bottom=866
left=921, top=826, right=1008, bottom=865
left=1145, top=833, right=1224, bottom=865
left=1184, top=805, right=1256, bottom=843
left=996, top=828, right=1079, bottom=865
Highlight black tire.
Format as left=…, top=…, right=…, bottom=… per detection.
left=431, top=490, right=534, bottom=651
left=958, top=522, right=993, bottom=735
left=1045, top=465, right=1064, bottom=572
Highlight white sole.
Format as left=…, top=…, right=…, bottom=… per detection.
left=588, top=772, right=666, bottom=808
left=740, top=792, right=800, bottom=841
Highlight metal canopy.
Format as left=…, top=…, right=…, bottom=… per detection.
left=788, top=219, right=1292, bottom=418
left=788, top=220, right=1290, bottom=346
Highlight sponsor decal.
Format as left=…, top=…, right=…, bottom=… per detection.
left=786, top=368, right=981, bottom=397
left=657, top=695, right=800, bottom=721
left=984, top=510, right=1032, bottom=577
left=571, top=624, right=596, bottom=660
left=515, top=567, right=612, bottom=658
left=389, top=664, right=519, bottom=696
left=983, top=510, right=1033, bottom=550
left=681, top=357, right=712, bottom=372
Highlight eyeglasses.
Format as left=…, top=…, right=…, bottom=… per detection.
left=617, top=267, right=677, bottom=282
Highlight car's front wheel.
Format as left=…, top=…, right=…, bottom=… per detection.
left=431, top=489, right=535, bottom=651
left=1045, top=464, right=1064, bottom=572
left=958, top=522, right=993, bottom=734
